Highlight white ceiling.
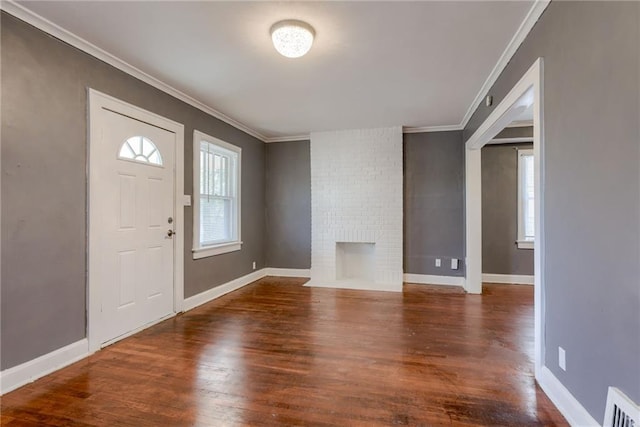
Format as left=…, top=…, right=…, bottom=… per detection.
left=17, top=1, right=536, bottom=140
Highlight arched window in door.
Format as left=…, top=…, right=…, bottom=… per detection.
left=118, top=136, right=163, bottom=166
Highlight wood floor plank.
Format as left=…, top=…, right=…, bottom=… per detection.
left=1, top=278, right=567, bottom=426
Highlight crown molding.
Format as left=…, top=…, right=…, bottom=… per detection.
left=2, top=0, right=549, bottom=142
left=266, top=125, right=467, bottom=142
left=0, top=0, right=270, bottom=142
left=403, top=124, right=464, bottom=134
left=264, top=134, right=311, bottom=143
left=458, top=0, right=550, bottom=130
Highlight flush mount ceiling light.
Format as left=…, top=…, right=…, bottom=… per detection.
left=270, top=20, right=315, bottom=58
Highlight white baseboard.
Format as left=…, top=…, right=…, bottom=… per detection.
left=482, top=273, right=534, bottom=285
left=264, top=268, right=311, bottom=278
left=0, top=339, right=89, bottom=395
left=182, top=269, right=267, bottom=311
left=403, top=273, right=465, bottom=287
left=304, top=279, right=402, bottom=292
left=1, top=269, right=273, bottom=395
left=538, top=366, right=599, bottom=426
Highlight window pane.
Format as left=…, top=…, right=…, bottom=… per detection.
left=525, top=200, right=535, bottom=239
left=148, top=151, right=161, bottom=164
left=214, top=154, right=222, bottom=196
left=119, top=141, right=135, bottom=159
left=142, top=138, right=155, bottom=156
left=200, top=197, right=231, bottom=244
left=523, top=154, right=535, bottom=240
left=200, top=150, right=207, bottom=195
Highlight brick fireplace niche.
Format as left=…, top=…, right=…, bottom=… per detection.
left=306, top=127, right=403, bottom=292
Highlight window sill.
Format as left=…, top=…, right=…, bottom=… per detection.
left=517, top=240, right=534, bottom=250
left=193, top=241, right=242, bottom=259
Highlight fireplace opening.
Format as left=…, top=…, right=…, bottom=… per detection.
left=336, top=242, right=375, bottom=282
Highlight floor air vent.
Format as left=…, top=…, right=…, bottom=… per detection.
left=604, top=387, right=639, bottom=427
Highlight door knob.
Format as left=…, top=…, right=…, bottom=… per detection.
left=167, top=229, right=176, bottom=237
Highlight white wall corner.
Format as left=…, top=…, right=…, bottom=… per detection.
left=0, top=339, right=89, bottom=395
left=537, top=366, right=599, bottom=427
left=404, top=273, right=465, bottom=287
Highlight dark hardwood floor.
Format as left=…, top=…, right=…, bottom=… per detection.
left=1, top=278, right=566, bottom=426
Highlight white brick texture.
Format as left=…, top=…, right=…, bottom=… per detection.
left=309, top=127, right=403, bottom=291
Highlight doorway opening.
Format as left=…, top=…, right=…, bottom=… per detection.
left=464, top=58, right=544, bottom=379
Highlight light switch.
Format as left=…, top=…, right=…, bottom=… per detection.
left=183, top=195, right=191, bottom=206
left=559, top=347, right=566, bottom=371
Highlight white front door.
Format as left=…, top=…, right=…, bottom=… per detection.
left=91, top=107, right=176, bottom=347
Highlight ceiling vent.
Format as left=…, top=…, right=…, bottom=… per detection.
left=604, top=387, right=639, bottom=427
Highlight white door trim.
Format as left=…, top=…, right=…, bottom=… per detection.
left=464, top=58, right=544, bottom=380
left=87, top=89, right=184, bottom=353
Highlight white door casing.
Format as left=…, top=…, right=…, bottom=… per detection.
left=464, top=58, right=544, bottom=379
left=88, top=90, right=184, bottom=353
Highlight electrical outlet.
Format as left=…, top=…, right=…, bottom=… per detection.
left=451, top=258, right=459, bottom=270
left=559, top=347, right=566, bottom=371
left=252, top=261, right=256, bottom=270
left=435, top=258, right=441, bottom=267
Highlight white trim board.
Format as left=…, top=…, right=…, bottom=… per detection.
left=506, top=120, right=534, bottom=128
left=0, top=339, right=89, bottom=395
left=402, top=124, right=464, bottom=134
left=182, top=269, right=267, bottom=311
left=266, top=125, right=465, bottom=144
left=403, top=274, right=465, bottom=287
left=264, top=268, right=311, bottom=278
left=0, top=0, right=550, bottom=142
left=487, top=137, right=533, bottom=145
left=264, top=135, right=311, bottom=143
left=464, top=57, right=544, bottom=382
left=482, top=274, right=534, bottom=285
left=1, top=268, right=277, bottom=395
left=459, top=0, right=550, bottom=129
left=537, top=367, right=599, bottom=426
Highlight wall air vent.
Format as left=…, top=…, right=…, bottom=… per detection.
left=604, top=387, right=639, bottom=427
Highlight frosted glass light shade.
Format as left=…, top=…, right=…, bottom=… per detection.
left=270, top=20, right=315, bottom=58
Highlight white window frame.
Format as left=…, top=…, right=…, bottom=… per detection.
left=192, top=130, right=242, bottom=259
left=517, top=148, right=534, bottom=249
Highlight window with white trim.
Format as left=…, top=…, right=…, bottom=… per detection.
left=517, top=148, right=534, bottom=249
left=193, top=130, right=241, bottom=258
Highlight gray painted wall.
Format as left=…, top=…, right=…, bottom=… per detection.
left=464, top=1, right=639, bottom=420
left=264, top=132, right=467, bottom=278
left=481, top=143, right=534, bottom=276
left=1, top=13, right=265, bottom=370
left=265, top=141, right=311, bottom=269
left=404, top=131, right=465, bottom=277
